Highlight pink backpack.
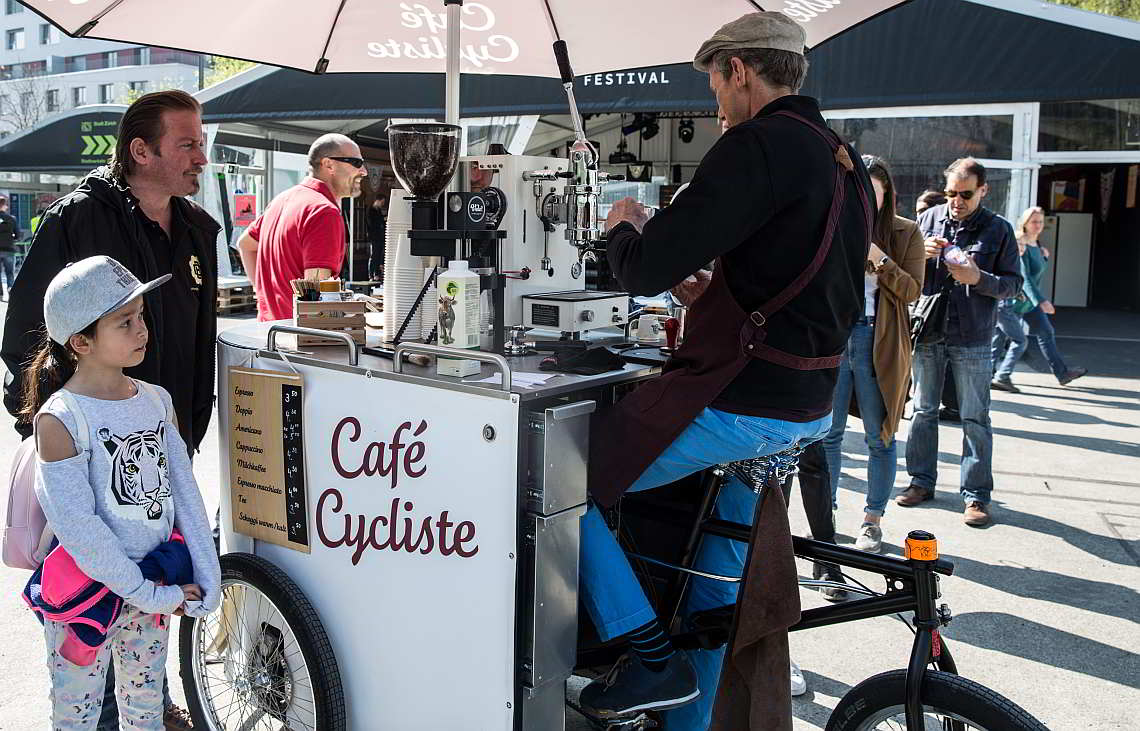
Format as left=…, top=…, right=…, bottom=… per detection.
left=3, top=390, right=89, bottom=571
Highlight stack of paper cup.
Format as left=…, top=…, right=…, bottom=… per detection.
left=382, top=193, right=422, bottom=342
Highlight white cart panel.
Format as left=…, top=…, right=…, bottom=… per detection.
left=219, top=355, right=520, bottom=730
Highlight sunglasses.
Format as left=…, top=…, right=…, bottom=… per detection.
left=944, top=189, right=980, bottom=201
left=328, top=156, right=365, bottom=168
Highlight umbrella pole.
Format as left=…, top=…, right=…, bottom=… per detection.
left=445, top=0, right=461, bottom=126
left=445, top=0, right=462, bottom=261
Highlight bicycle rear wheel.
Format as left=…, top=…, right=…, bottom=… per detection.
left=826, top=669, right=1048, bottom=731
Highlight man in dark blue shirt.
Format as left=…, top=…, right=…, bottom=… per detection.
left=897, top=158, right=1022, bottom=527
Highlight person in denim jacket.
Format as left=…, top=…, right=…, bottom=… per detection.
left=897, top=158, right=1022, bottom=527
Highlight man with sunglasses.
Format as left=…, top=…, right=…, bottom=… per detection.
left=238, top=133, right=365, bottom=321
left=898, top=158, right=1022, bottom=527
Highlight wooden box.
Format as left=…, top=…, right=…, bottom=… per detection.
left=293, top=299, right=368, bottom=347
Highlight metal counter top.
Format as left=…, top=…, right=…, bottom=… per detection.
left=219, top=320, right=665, bottom=402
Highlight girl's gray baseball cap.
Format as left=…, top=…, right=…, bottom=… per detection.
left=44, top=255, right=171, bottom=345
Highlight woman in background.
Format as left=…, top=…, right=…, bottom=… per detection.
left=822, top=156, right=926, bottom=553
left=992, top=206, right=1086, bottom=390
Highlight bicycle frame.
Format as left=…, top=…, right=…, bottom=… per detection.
left=702, top=520, right=959, bottom=731
left=626, top=467, right=961, bottom=731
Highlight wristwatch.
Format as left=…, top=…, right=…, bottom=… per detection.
left=876, top=255, right=890, bottom=272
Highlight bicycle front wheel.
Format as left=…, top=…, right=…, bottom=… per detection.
left=826, top=669, right=1049, bottom=731
left=179, top=552, right=346, bottom=731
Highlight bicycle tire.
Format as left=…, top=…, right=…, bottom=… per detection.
left=826, top=669, right=1049, bottom=731
left=179, top=552, right=347, bottom=731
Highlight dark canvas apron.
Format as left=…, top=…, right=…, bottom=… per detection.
left=589, top=111, right=873, bottom=508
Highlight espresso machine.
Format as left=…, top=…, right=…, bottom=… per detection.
left=384, top=41, right=629, bottom=358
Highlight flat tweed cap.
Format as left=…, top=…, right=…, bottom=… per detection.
left=44, top=255, right=170, bottom=345
left=694, top=11, right=806, bottom=71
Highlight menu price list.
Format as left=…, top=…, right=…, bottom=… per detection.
left=228, top=367, right=310, bottom=553
left=282, top=384, right=308, bottom=546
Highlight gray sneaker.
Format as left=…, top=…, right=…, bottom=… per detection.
left=855, top=522, right=883, bottom=553
left=578, top=653, right=700, bottom=720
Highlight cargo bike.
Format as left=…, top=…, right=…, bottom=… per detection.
left=179, top=323, right=1048, bottom=731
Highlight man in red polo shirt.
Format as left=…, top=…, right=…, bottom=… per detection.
left=238, top=133, right=366, bottom=321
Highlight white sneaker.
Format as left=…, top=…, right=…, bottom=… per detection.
left=855, top=522, right=883, bottom=553
left=790, top=660, right=807, bottom=697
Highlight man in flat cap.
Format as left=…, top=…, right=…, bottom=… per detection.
left=580, top=11, right=872, bottom=728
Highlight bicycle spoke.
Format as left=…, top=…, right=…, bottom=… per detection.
left=190, top=574, right=320, bottom=731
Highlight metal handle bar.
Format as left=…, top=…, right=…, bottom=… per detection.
left=266, top=325, right=359, bottom=366
left=393, top=343, right=512, bottom=392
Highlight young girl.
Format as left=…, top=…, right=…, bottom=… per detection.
left=21, top=255, right=220, bottom=729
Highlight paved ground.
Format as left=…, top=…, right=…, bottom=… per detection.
left=0, top=307, right=1137, bottom=729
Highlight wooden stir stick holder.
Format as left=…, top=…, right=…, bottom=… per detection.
left=293, top=298, right=369, bottom=347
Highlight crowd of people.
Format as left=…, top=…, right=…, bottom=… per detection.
left=0, top=8, right=1094, bottom=731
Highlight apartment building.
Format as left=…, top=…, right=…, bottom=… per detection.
left=0, top=0, right=201, bottom=136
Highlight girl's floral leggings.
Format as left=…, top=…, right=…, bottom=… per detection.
left=44, top=604, right=168, bottom=730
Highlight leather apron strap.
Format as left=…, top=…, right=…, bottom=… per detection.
left=742, top=110, right=873, bottom=371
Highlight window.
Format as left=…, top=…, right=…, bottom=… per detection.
left=19, top=59, right=43, bottom=76
left=128, top=80, right=148, bottom=94
left=45, top=88, right=59, bottom=112
left=0, top=93, right=8, bottom=112
left=19, top=90, right=33, bottom=112
left=5, top=28, right=25, bottom=51
left=1039, top=99, right=1140, bottom=152
left=149, top=48, right=202, bottom=66
left=71, top=86, right=86, bottom=107
left=828, top=114, right=1015, bottom=218
left=116, top=48, right=142, bottom=66
left=39, top=23, right=59, bottom=45
left=5, top=0, right=24, bottom=14
left=98, top=83, right=115, bottom=104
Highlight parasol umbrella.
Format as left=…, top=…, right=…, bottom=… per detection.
left=23, top=1, right=910, bottom=122
left=24, top=0, right=911, bottom=281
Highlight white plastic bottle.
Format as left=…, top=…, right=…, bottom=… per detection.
left=435, top=260, right=482, bottom=377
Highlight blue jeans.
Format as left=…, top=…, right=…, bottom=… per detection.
left=998, top=305, right=1069, bottom=380
left=0, top=252, right=14, bottom=295
left=905, top=343, right=994, bottom=506
left=991, top=300, right=1027, bottom=381
left=822, top=323, right=895, bottom=518
left=580, top=407, right=831, bottom=731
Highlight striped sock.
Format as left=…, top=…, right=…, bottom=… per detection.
left=626, top=619, right=675, bottom=672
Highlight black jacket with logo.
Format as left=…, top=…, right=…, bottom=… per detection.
left=1, top=167, right=220, bottom=449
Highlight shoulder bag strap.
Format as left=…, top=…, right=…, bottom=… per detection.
left=136, top=380, right=173, bottom=424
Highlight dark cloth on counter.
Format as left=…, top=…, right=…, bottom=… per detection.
left=0, top=167, right=220, bottom=449
left=538, top=346, right=625, bottom=375
left=606, top=95, right=871, bottom=422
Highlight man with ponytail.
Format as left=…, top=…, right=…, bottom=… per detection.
left=1, top=90, right=218, bottom=730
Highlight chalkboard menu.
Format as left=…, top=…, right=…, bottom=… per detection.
left=228, top=367, right=310, bottom=553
